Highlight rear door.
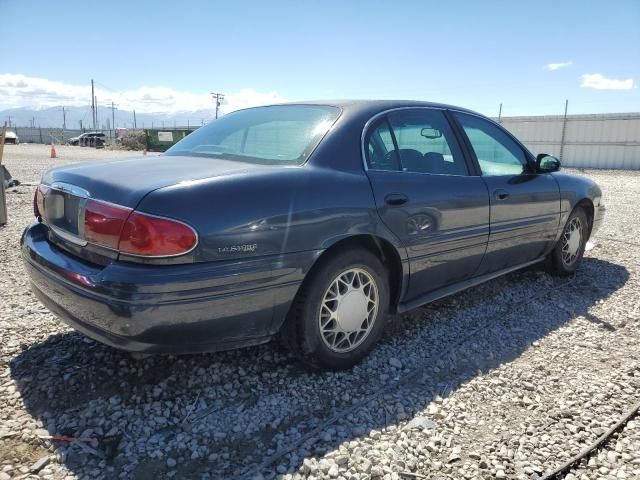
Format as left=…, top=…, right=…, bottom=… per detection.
left=364, top=108, right=490, bottom=302
left=451, top=112, right=561, bottom=274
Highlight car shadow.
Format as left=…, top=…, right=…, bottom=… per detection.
left=8, top=257, right=629, bottom=480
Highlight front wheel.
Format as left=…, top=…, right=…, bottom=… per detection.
left=546, top=208, right=589, bottom=276
left=283, top=249, right=389, bottom=370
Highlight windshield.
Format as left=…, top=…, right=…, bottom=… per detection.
left=166, top=105, right=340, bottom=165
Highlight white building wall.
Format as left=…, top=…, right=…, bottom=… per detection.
left=497, top=113, right=640, bottom=170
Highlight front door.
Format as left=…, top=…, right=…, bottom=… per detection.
left=451, top=112, right=561, bottom=275
left=364, top=108, right=490, bottom=302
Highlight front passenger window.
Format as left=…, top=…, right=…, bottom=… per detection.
left=454, top=113, right=529, bottom=176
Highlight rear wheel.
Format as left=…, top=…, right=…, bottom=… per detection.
left=546, top=207, right=589, bottom=276
left=283, top=248, right=389, bottom=370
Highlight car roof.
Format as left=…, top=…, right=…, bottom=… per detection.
left=274, top=99, right=481, bottom=117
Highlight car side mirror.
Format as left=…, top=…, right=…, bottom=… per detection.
left=536, top=153, right=561, bottom=173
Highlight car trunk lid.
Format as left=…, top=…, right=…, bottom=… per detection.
left=43, top=155, right=263, bottom=207
left=39, top=155, right=268, bottom=261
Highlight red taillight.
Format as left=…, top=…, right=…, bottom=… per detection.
left=83, top=199, right=132, bottom=249
left=33, top=188, right=39, bottom=217
left=83, top=200, right=196, bottom=256
left=118, top=211, right=198, bottom=257
left=34, top=185, right=48, bottom=218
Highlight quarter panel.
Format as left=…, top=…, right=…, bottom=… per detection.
left=135, top=166, right=404, bottom=263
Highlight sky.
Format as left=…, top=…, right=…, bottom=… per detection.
left=1, top=0, right=639, bottom=119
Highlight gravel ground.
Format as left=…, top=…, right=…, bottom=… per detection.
left=1, top=144, right=639, bottom=480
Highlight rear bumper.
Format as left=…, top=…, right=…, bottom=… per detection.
left=21, top=222, right=308, bottom=354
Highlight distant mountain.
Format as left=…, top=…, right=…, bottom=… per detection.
left=0, top=105, right=217, bottom=129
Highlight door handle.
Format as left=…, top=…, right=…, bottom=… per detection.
left=384, top=193, right=408, bottom=206
left=493, top=189, right=510, bottom=200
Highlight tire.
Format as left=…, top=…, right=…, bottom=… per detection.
left=546, top=207, right=589, bottom=276
left=283, top=248, right=390, bottom=370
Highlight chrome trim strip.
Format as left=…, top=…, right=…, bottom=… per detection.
left=364, top=169, right=469, bottom=178
left=50, top=225, right=88, bottom=247
left=50, top=182, right=90, bottom=198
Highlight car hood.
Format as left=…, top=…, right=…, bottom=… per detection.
left=42, top=154, right=272, bottom=208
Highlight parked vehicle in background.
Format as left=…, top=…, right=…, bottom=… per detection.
left=68, top=132, right=106, bottom=147
left=3, top=130, right=19, bottom=144
left=67, top=134, right=81, bottom=146
left=22, top=101, right=605, bottom=369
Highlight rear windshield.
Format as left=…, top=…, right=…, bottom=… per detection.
left=166, top=105, right=340, bottom=165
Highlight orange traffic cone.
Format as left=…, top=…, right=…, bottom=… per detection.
left=50, top=144, right=57, bottom=159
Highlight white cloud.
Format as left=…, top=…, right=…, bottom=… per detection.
left=543, top=61, right=573, bottom=71
left=0, top=73, right=285, bottom=114
left=580, top=73, right=634, bottom=90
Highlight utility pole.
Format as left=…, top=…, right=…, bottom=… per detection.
left=95, top=96, right=99, bottom=129
left=5, top=116, right=13, bottom=128
left=497, top=103, right=503, bottom=123
left=110, top=101, right=117, bottom=141
left=91, top=79, right=96, bottom=130
left=79, top=120, right=83, bottom=130
left=210, top=92, right=225, bottom=119
left=0, top=122, right=7, bottom=225
left=59, top=106, right=66, bottom=141
left=133, top=109, right=137, bottom=129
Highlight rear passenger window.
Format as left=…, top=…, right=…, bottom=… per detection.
left=387, top=110, right=468, bottom=175
left=365, top=118, right=400, bottom=171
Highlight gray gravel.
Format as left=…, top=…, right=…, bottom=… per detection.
left=1, top=144, right=639, bottom=480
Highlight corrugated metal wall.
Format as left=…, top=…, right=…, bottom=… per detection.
left=498, top=113, right=640, bottom=170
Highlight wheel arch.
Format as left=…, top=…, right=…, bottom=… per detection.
left=574, top=198, right=595, bottom=237
left=301, top=234, right=407, bottom=313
